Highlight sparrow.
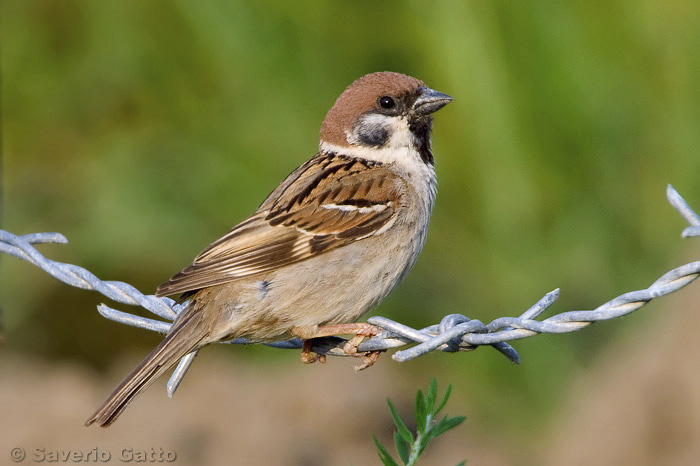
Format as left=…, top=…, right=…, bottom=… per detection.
left=86, top=71, right=452, bottom=427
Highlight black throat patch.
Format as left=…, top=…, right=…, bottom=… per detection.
left=409, top=116, right=434, bottom=165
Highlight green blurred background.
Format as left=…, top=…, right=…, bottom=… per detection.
left=1, top=0, right=699, bottom=463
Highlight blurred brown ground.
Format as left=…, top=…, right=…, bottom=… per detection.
left=1, top=262, right=698, bottom=466
left=541, top=253, right=700, bottom=466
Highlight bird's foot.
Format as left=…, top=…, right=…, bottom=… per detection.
left=295, top=322, right=384, bottom=370
left=300, top=339, right=327, bottom=364
left=351, top=348, right=384, bottom=371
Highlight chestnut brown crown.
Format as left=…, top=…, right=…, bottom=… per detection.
left=320, top=72, right=427, bottom=147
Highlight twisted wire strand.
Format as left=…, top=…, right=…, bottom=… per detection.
left=0, top=230, right=178, bottom=321
left=1, top=185, right=697, bottom=396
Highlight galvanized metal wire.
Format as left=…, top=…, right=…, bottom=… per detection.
left=1, top=185, right=698, bottom=396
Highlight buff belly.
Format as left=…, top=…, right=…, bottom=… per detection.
left=190, top=229, right=423, bottom=343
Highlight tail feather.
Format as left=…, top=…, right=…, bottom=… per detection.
left=85, top=309, right=208, bottom=427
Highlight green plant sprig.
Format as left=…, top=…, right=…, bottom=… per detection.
left=373, top=379, right=466, bottom=466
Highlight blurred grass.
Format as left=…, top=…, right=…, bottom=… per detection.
left=1, top=0, right=698, bottom=443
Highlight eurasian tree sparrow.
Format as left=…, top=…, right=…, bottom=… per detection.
left=86, top=71, right=452, bottom=427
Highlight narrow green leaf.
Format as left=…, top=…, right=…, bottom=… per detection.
left=428, top=415, right=466, bottom=440
left=434, top=383, right=453, bottom=417
left=426, top=378, right=438, bottom=414
left=393, top=432, right=410, bottom=465
left=373, top=435, right=400, bottom=466
left=454, top=461, right=466, bottom=466
left=415, top=389, right=427, bottom=434
left=387, top=399, right=413, bottom=444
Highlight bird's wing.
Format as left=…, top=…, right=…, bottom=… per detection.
left=155, top=153, right=404, bottom=297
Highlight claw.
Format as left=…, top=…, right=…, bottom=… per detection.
left=298, top=323, right=383, bottom=369
left=301, top=339, right=327, bottom=364
left=353, top=350, right=385, bottom=371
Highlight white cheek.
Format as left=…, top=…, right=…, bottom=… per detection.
left=345, top=114, right=417, bottom=150
left=322, top=114, right=429, bottom=174
left=384, top=116, right=412, bottom=149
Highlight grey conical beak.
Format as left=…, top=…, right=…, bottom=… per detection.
left=413, top=87, right=453, bottom=115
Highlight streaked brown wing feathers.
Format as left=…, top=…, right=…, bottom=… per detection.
left=156, top=154, right=404, bottom=297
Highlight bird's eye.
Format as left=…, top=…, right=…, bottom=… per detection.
left=378, top=95, right=395, bottom=109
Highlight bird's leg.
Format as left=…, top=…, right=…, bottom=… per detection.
left=294, top=323, right=384, bottom=371
left=300, top=339, right=326, bottom=364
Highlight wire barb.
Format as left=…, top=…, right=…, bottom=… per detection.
left=1, top=186, right=698, bottom=396
left=667, top=184, right=700, bottom=237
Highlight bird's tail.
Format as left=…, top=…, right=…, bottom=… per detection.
left=85, top=307, right=209, bottom=427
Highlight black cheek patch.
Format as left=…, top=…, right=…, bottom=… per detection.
left=356, top=122, right=390, bottom=147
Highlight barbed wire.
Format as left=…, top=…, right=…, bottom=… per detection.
left=1, top=185, right=698, bottom=397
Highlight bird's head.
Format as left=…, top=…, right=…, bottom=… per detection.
left=320, top=72, right=452, bottom=166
